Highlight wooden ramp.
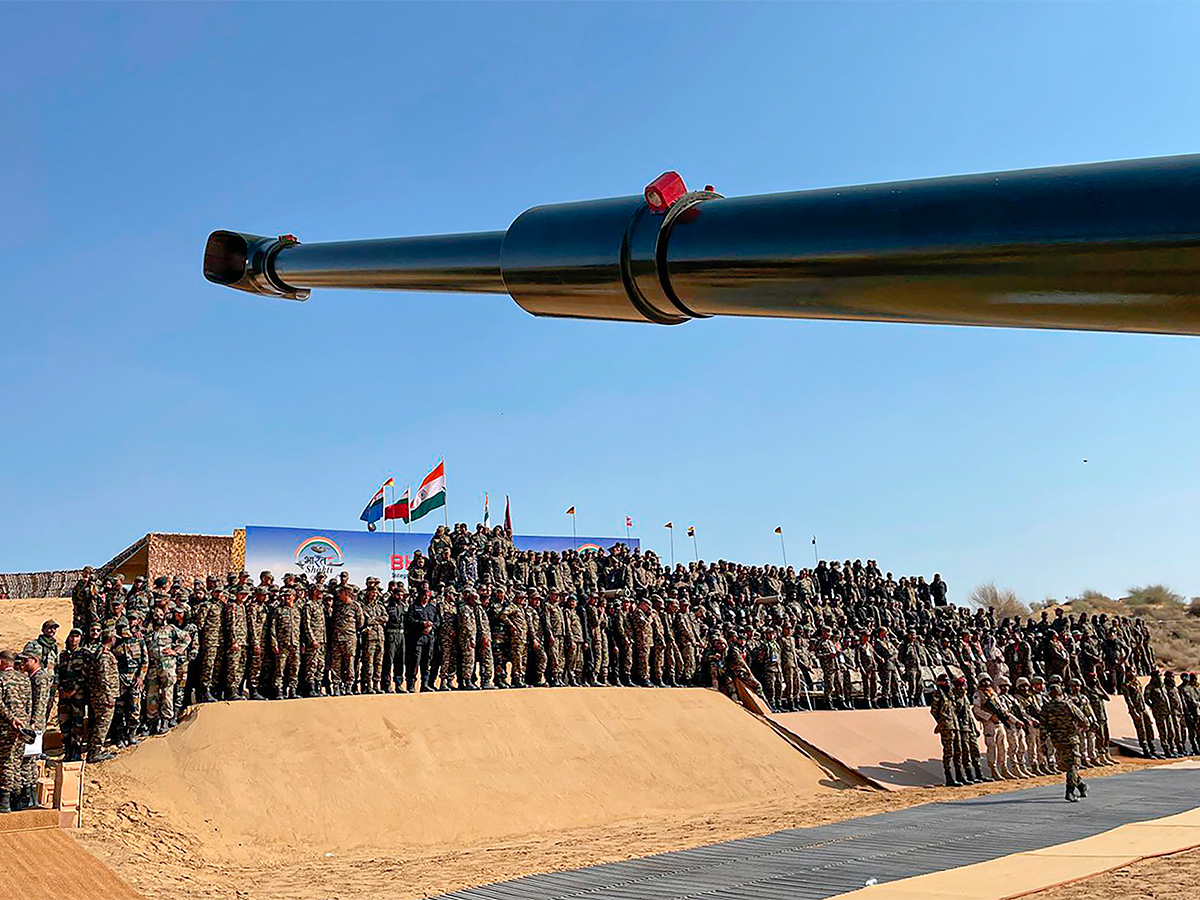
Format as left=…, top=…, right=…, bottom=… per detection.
left=0, top=809, right=142, bottom=900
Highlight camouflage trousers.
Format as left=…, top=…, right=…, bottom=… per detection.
left=245, top=643, right=265, bottom=694
left=197, top=633, right=220, bottom=695
left=1053, top=737, right=1082, bottom=788
left=938, top=728, right=962, bottom=769
left=476, top=637, right=495, bottom=687
left=146, top=667, right=177, bottom=723
left=89, top=699, right=115, bottom=755
left=589, top=630, right=609, bottom=683
left=649, top=641, right=666, bottom=684
left=360, top=637, right=382, bottom=691
left=302, top=643, right=325, bottom=693
left=1126, top=701, right=1154, bottom=749
left=905, top=667, right=923, bottom=704
left=565, top=638, right=584, bottom=684
left=880, top=666, right=901, bottom=703
left=438, top=627, right=458, bottom=687
left=821, top=665, right=842, bottom=704
left=330, top=639, right=355, bottom=690
left=458, top=630, right=478, bottom=688
left=223, top=650, right=247, bottom=698
left=763, top=665, right=782, bottom=705
left=503, top=635, right=527, bottom=687
left=860, top=667, right=878, bottom=704
left=546, top=637, right=565, bottom=685
left=273, top=646, right=299, bottom=697
left=1006, top=724, right=1031, bottom=774
left=983, top=725, right=1010, bottom=777
left=959, top=730, right=982, bottom=771
left=115, top=685, right=143, bottom=738
left=634, top=634, right=650, bottom=684
left=58, top=695, right=86, bottom=751
left=0, top=733, right=22, bottom=792
left=677, top=642, right=695, bottom=684
left=526, top=640, right=547, bottom=686
left=782, top=661, right=800, bottom=703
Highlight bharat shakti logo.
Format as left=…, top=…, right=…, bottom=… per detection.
left=293, top=536, right=346, bottom=577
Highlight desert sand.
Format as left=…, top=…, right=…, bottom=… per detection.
left=68, top=682, right=1166, bottom=900
left=0, top=597, right=71, bottom=651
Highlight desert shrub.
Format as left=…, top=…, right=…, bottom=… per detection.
left=968, top=581, right=1031, bottom=618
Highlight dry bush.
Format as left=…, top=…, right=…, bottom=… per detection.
left=968, top=581, right=1031, bottom=619
left=1126, top=584, right=1184, bottom=607
left=1189, top=598, right=1200, bottom=619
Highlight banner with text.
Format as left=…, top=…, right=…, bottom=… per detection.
left=244, top=525, right=639, bottom=586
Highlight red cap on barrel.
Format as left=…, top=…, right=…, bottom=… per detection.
left=644, top=171, right=687, bottom=213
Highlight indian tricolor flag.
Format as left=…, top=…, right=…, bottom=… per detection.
left=410, top=461, right=447, bottom=522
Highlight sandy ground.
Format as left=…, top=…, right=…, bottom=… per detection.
left=0, top=597, right=71, bottom=651
left=69, top=686, right=1166, bottom=900
left=1027, top=845, right=1200, bottom=900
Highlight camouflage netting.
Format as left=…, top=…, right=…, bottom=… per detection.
left=145, top=534, right=234, bottom=581
left=0, top=570, right=84, bottom=599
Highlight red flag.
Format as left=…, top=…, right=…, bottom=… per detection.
left=504, top=494, right=513, bottom=535
left=625, top=516, right=633, bottom=528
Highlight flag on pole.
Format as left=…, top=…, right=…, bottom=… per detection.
left=774, top=526, right=783, bottom=534
left=504, top=494, right=513, bottom=534
left=483, top=493, right=491, bottom=528
left=411, top=461, right=447, bottom=522
left=384, top=485, right=411, bottom=522
left=625, top=516, right=633, bottom=528
left=360, top=479, right=392, bottom=526
left=566, top=506, right=576, bottom=515
left=812, top=535, right=817, bottom=544
left=687, top=526, right=695, bottom=537
left=664, top=521, right=673, bottom=529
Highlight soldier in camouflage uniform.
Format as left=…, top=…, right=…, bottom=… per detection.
left=524, top=594, right=547, bottom=686
left=501, top=592, right=529, bottom=687
left=952, top=675, right=984, bottom=783
left=1165, top=671, right=1187, bottom=757
left=19, top=653, right=51, bottom=809
left=930, top=672, right=963, bottom=785
left=270, top=588, right=302, bottom=699
left=816, top=628, right=846, bottom=710
left=564, top=595, right=586, bottom=687
left=1082, top=670, right=1115, bottom=765
left=632, top=599, right=652, bottom=686
left=172, top=604, right=197, bottom=715
left=330, top=586, right=365, bottom=696
left=300, top=586, right=327, bottom=697
left=1120, top=665, right=1157, bottom=758
left=1041, top=682, right=1089, bottom=801
left=615, top=596, right=634, bottom=686
left=145, top=608, right=184, bottom=733
left=0, top=652, right=33, bottom=812
left=360, top=587, right=387, bottom=693
left=192, top=588, right=223, bottom=703
left=87, top=630, right=120, bottom=763
left=222, top=587, right=250, bottom=701
left=543, top=591, right=567, bottom=687
left=435, top=589, right=459, bottom=691
left=244, top=588, right=270, bottom=700
left=112, top=619, right=148, bottom=747
left=585, top=594, right=609, bottom=686
left=457, top=589, right=480, bottom=689
left=57, top=630, right=87, bottom=761
left=1145, top=670, right=1179, bottom=757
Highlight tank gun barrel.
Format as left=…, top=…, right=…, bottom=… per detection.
left=204, top=154, right=1200, bottom=335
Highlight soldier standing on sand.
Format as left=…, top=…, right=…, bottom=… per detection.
left=57, top=630, right=86, bottom=761
left=270, top=589, right=301, bottom=699
left=86, top=631, right=119, bottom=764
left=145, top=608, right=183, bottom=734
left=435, top=588, right=459, bottom=691
left=457, top=589, right=480, bottom=690
left=382, top=583, right=407, bottom=693
left=501, top=592, right=529, bottom=688
left=300, top=586, right=327, bottom=697
left=18, top=653, right=50, bottom=810
left=524, top=594, right=547, bottom=687
left=0, top=651, right=33, bottom=813
left=330, top=586, right=364, bottom=696
left=244, top=588, right=270, bottom=700
left=360, top=587, right=387, bottom=693
left=222, top=587, right=250, bottom=701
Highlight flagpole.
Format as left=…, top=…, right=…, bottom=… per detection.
left=812, top=535, right=818, bottom=566
left=443, top=457, right=449, bottom=528
left=691, top=529, right=698, bottom=562
left=389, top=481, right=395, bottom=577
left=571, top=509, right=577, bottom=550
left=667, top=524, right=675, bottom=567
left=778, top=528, right=788, bottom=567
left=407, top=485, right=412, bottom=533
left=625, top=519, right=630, bottom=545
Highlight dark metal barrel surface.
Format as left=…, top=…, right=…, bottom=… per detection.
left=273, top=231, right=508, bottom=294
left=205, top=154, right=1200, bottom=335
left=662, top=155, right=1200, bottom=334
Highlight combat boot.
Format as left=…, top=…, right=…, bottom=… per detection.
left=87, top=750, right=116, bottom=764
left=974, top=760, right=992, bottom=782
left=1076, top=780, right=1088, bottom=799
left=943, top=764, right=960, bottom=787
left=9, top=789, right=24, bottom=811
left=24, top=786, right=40, bottom=809
left=1065, top=784, right=1077, bottom=802
left=251, top=691, right=266, bottom=701
left=953, top=762, right=969, bottom=785
left=0, top=792, right=10, bottom=813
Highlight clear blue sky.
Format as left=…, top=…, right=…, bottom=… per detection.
left=4, top=2, right=1200, bottom=604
